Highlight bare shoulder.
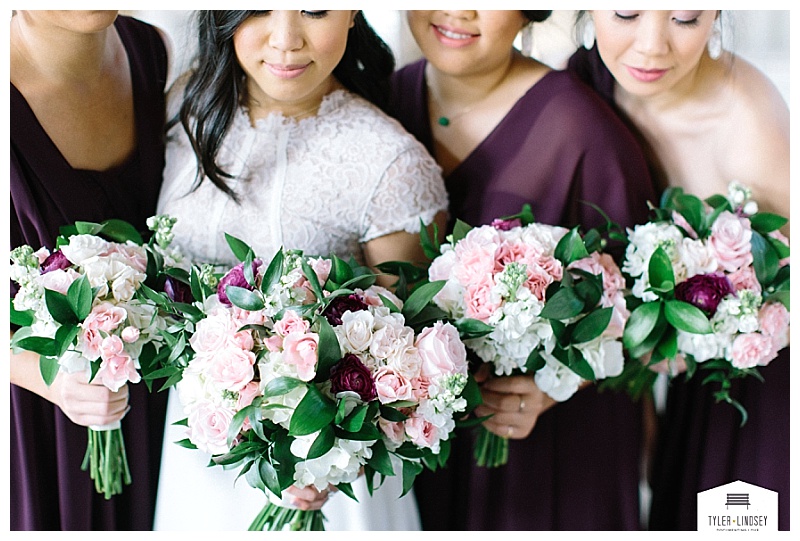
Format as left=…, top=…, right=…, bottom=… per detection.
left=717, top=55, right=789, bottom=214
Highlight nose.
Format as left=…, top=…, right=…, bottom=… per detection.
left=633, top=13, right=670, bottom=56
left=441, top=10, right=477, bottom=21
left=268, top=11, right=303, bottom=52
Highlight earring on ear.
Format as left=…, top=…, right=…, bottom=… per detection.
left=520, top=23, right=533, bottom=56
left=707, top=17, right=722, bottom=60
left=581, top=17, right=596, bottom=50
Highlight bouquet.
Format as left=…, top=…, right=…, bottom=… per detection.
left=150, top=234, right=476, bottom=530
left=9, top=215, right=186, bottom=498
left=424, top=206, right=629, bottom=467
left=616, top=181, right=790, bottom=424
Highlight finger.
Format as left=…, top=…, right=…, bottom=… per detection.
left=473, top=363, right=492, bottom=383
left=481, top=375, right=536, bottom=394
left=479, top=390, right=525, bottom=412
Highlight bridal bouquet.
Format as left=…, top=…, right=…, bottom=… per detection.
left=153, top=235, right=474, bottom=530
left=9, top=215, right=186, bottom=498
left=617, top=181, right=790, bottom=424
left=425, top=206, right=629, bottom=467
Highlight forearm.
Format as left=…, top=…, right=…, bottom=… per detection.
left=9, top=339, right=56, bottom=403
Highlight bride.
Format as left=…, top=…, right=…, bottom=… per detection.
left=153, top=10, right=447, bottom=530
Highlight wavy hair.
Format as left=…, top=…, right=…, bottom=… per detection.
left=172, top=10, right=395, bottom=200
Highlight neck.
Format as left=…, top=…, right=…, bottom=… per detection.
left=10, top=14, right=115, bottom=84
left=245, top=77, right=343, bottom=124
left=426, top=50, right=517, bottom=109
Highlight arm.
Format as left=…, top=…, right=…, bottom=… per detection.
left=10, top=335, right=130, bottom=427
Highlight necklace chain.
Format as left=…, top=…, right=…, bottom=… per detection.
left=426, top=79, right=502, bottom=128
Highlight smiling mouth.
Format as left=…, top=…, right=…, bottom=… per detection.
left=433, top=25, right=477, bottom=40
left=626, top=66, right=669, bottom=82
left=265, top=63, right=309, bottom=79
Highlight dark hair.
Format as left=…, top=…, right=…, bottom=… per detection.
left=522, top=11, right=552, bottom=23
left=172, top=10, right=395, bottom=200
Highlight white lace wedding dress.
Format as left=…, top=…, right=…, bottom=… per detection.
left=153, top=88, right=447, bottom=531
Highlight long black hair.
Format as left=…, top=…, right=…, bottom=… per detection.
left=172, top=10, right=395, bottom=200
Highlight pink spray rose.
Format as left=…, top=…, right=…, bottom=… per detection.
left=758, top=302, right=790, bottom=350
left=282, top=332, right=319, bottom=381
left=708, top=211, right=753, bottom=273
left=374, top=367, right=415, bottom=404
left=731, top=332, right=777, bottom=369
left=206, top=347, right=256, bottom=392
left=404, top=415, right=438, bottom=450
left=96, top=335, right=140, bottom=391
left=187, top=400, right=235, bottom=455
left=274, top=310, right=310, bottom=336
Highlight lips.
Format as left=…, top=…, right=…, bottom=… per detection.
left=432, top=24, right=479, bottom=47
left=265, top=62, right=310, bottom=79
left=625, top=66, right=669, bottom=83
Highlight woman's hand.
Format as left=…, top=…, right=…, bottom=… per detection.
left=285, top=485, right=334, bottom=511
left=473, top=364, right=556, bottom=439
left=49, top=371, right=130, bottom=427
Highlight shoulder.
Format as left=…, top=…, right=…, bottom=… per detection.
left=335, top=92, right=430, bottom=156
left=114, top=15, right=168, bottom=86
left=391, top=59, right=426, bottom=90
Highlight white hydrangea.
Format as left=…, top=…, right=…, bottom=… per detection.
left=290, top=435, right=371, bottom=491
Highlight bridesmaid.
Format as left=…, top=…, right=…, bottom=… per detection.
left=10, top=11, right=170, bottom=530
left=390, top=10, right=657, bottom=530
left=568, top=10, right=790, bottom=530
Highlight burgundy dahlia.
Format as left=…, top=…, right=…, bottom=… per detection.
left=40, top=250, right=71, bottom=274
left=164, top=276, right=193, bottom=303
left=674, top=273, right=735, bottom=316
left=217, top=260, right=260, bottom=306
left=329, top=354, right=376, bottom=401
left=321, top=294, right=368, bottom=326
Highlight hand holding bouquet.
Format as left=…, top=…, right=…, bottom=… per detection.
left=151, top=235, right=476, bottom=530
left=425, top=206, right=629, bottom=467
left=616, top=181, right=790, bottom=424
left=9, top=215, right=186, bottom=497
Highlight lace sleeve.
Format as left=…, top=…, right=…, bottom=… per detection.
left=361, top=144, right=449, bottom=243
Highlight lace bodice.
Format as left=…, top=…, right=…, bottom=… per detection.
left=157, top=89, right=448, bottom=267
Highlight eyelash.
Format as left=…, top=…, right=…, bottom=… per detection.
left=302, top=11, right=328, bottom=19
left=613, top=12, right=701, bottom=27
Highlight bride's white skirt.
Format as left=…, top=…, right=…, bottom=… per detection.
left=153, top=388, right=421, bottom=531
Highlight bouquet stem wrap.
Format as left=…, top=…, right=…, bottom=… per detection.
left=474, top=426, right=509, bottom=468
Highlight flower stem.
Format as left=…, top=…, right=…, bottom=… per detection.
left=249, top=501, right=326, bottom=531
left=81, top=427, right=132, bottom=499
left=474, top=425, right=509, bottom=468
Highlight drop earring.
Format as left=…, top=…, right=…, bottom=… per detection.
left=581, top=17, right=595, bottom=50
left=708, top=18, right=722, bottom=60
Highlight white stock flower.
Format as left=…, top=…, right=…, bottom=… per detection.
left=59, top=350, right=92, bottom=374
left=291, top=435, right=371, bottom=490
left=534, top=354, right=583, bottom=402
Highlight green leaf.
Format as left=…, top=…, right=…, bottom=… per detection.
left=301, top=259, right=325, bottom=302
left=243, top=250, right=256, bottom=287
left=401, top=460, right=424, bottom=497
left=262, top=377, right=304, bottom=398
left=673, top=193, right=705, bottom=235
left=749, top=212, right=788, bottom=234
left=554, top=227, right=589, bottom=265
left=623, top=301, right=662, bottom=350
left=54, top=325, right=80, bottom=356
left=13, top=335, right=59, bottom=357
left=525, top=348, right=545, bottom=373
left=540, top=287, right=585, bottom=320
left=378, top=405, right=409, bottom=422
left=402, top=280, right=445, bottom=321
left=461, top=373, right=483, bottom=412
left=174, top=438, right=198, bottom=450
left=329, top=254, right=354, bottom=286
left=377, top=294, right=401, bottom=313
left=703, top=193, right=730, bottom=211
left=654, top=327, right=678, bottom=362
left=571, top=307, right=613, bottom=344
left=190, top=266, right=204, bottom=302
left=306, top=425, right=336, bottom=460
left=9, top=300, right=34, bottom=327
left=648, top=246, right=675, bottom=292
left=44, top=289, right=77, bottom=326
left=98, top=219, right=143, bottom=244
left=366, top=440, right=395, bottom=477
left=572, top=271, right=603, bottom=309
left=39, top=356, right=61, bottom=386
left=314, top=317, right=341, bottom=382
left=567, top=347, right=596, bottom=381
left=664, top=300, right=712, bottom=334
left=454, top=318, right=494, bottom=340
left=751, top=231, right=779, bottom=287
left=289, top=385, right=336, bottom=436
left=224, top=233, right=253, bottom=262
left=258, top=457, right=281, bottom=498
left=340, top=404, right=369, bottom=432
left=419, top=218, right=441, bottom=260
left=337, top=482, right=358, bottom=502
left=73, top=221, right=104, bottom=236
left=225, top=286, right=265, bottom=311
left=500, top=203, right=535, bottom=227
left=67, top=275, right=93, bottom=320
left=450, top=219, right=473, bottom=244
left=765, top=291, right=790, bottom=311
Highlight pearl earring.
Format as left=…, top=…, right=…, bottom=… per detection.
left=520, top=24, right=533, bottom=56
left=581, top=17, right=596, bottom=50
left=708, top=18, right=722, bottom=60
